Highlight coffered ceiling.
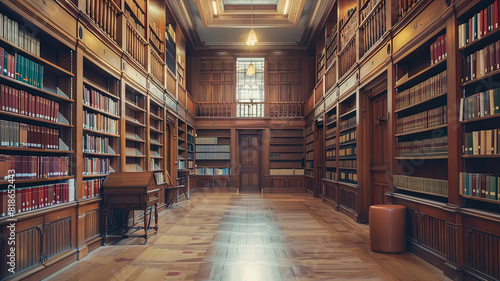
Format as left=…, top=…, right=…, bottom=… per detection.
left=166, top=0, right=335, bottom=51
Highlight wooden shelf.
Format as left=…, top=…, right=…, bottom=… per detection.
left=125, top=118, right=147, bottom=127
left=150, top=113, right=163, bottom=121
left=396, top=187, right=448, bottom=198
left=395, top=59, right=447, bottom=89
left=0, top=147, right=73, bottom=154
left=83, top=128, right=119, bottom=137
left=338, top=181, right=358, bottom=189
left=125, top=154, right=146, bottom=158
left=0, top=176, right=73, bottom=185
left=338, top=167, right=357, bottom=170
left=458, top=26, right=500, bottom=53
left=395, top=156, right=448, bottom=160
left=339, top=140, right=356, bottom=146
left=460, top=68, right=500, bottom=87
left=83, top=79, right=120, bottom=100
left=83, top=104, right=120, bottom=119
left=460, top=113, right=500, bottom=124
left=125, top=101, right=147, bottom=112
left=0, top=201, right=76, bottom=223
left=0, top=75, right=74, bottom=103
left=150, top=142, right=164, bottom=147
left=461, top=194, right=500, bottom=205
left=149, top=127, right=163, bottom=133
left=0, top=110, right=74, bottom=128
left=125, top=137, right=146, bottom=143
left=339, top=6, right=357, bottom=33
left=339, top=156, right=357, bottom=160
left=340, top=108, right=356, bottom=119
left=82, top=152, right=120, bottom=157
left=82, top=174, right=108, bottom=178
left=394, top=92, right=447, bottom=113
left=461, top=154, right=500, bottom=159
left=340, top=126, right=356, bottom=133
left=395, top=124, right=448, bottom=137
left=0, top=37, right=74, bottom=77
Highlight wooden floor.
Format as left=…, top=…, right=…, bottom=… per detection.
left=45, top=192, right=451, bottom=281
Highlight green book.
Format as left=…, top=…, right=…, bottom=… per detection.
left=493, top=88, right=500, bottom=114
left=489, top=176, right=497, bottom=200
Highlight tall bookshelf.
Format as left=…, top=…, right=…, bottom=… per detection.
left=193, top=129, right=231, bottom=189
left=268, top=129, right=305, bottom=190
left=0, top=3, right=74, bottom=279
left=325, top=106, right=338, bottom=181
left=148, top=98, right=164, bottom=172
left=177, top=118, right=187, bottom=171
left=123, top=84, right=147, bottom=172
left=393, top=28, right=448, bottom=199
left=82, top=60, right=120, bottom=195
left=338, top=0, right=357, bottom=78
left=305, top=123, right=315, bottom=193
left=338, top=94, right=357, bottom=186
left=458, top=0, right=500, bottom=211
left=187, top=123, right=195, bottom=170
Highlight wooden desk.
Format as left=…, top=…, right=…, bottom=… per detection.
left=102, top=172, right=160, bottom=244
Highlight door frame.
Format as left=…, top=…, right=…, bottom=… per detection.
left=237, top=129, right=263, bottom=191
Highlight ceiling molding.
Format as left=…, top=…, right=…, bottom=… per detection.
left=167, top=0, right=204, bottom=50
left=299, top=0, right=335, bottom=49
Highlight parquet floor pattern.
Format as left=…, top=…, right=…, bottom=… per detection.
left=45, top=192, right=451, bottom=281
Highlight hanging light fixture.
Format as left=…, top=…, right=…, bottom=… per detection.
left=246, top=0, right=257, bottom=46
left=247, top=62, right=256, bottom=76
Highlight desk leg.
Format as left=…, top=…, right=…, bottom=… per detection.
left=154, top=203, right=159, bottom=232
left=143, top=208, right=149, bottom=244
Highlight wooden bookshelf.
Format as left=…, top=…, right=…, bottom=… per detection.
left=193, top=129, right=231, bottom=189
left=269, top=129, right=305, bottom=186
left=123, top=84, right=146, bottom=172
left=148, top=98, right=164, bottom=172
left=338, top=93, right=357, bottom=186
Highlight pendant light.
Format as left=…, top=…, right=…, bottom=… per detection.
left=247, top=61, right=256, bottom=76
left=246, top=0, right=257, bottom=46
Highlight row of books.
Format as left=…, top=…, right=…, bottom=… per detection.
left=269, top=168, right=304, bottom=176
left=458, top=0, right=500, bottom=48
left=339, top=159, right=357, bottom=169
left=0, top=183, right=70, bottom=217
left=339, top=6, right=357, bottom=50
left=195, top=145, right=230, bottom=153
left=0, top=155, right=69, bottom=179
left=396, top=136, right=448, bottom=157
left=195, top=167, right=230, bottom=175
left=83, top=156, right=111, bottom=175
left=1, top=84, right=60, bottom=122
left=339, top=169, right=358, bottom=184
left=325, top=127, right=337, bottom=138
left=398, top=0, right=420, bottom=19
left=150, top=158, right=161, bottom=171
left=305, top=169, right=313, bottom=177
left=340, top=129, right=356, bottom=144
left=83, top=179, right=102, bottom=199
left=462, top=40, right=500, bottom=82
left=394, top=175, right=448, bottom=196
left=396, top=70, right=447, bottom=109
left=178, top=159, right=186, bottom=169
left=326, top=148, right=336, bottom=159
left=306, top=142, right=314, bottom=152
left=463, top=129, right=500, bottom=155
left=326, top=138, right=336, bottom=147
left=187, top=151, right=194, bottom=160
left=430, top=34, right=447, bottom=65
left=270, top=152, right=302, bottom=161
left=339, top=37, right=356, bottom=76
left=306, top=151, right=314, bottom=161
left=187, top=134, right=194, bottom=143
left=326, top=113, right=337, bottom=124
left=0, top=120, right=60, bottom=150
left=325, top=169, right=337, bottom=181
left=396, top=105, right=447, bottom=134
left=195, top=137, right=219, bottom=144
left=339, top=144, right=356, bottom=158
left=340, top=116, right=356, bottom=131
left=154, top=171, right=165, bottom=184
left=83, top=134, right=114, bottom=154
left=306, top=124, right=314, bottom=135
left=195, top=153, right=230, bottom=160
left=83, top=110, right=119, bottom=135
left=187, top=143, right=194, bottom=151
left=460, top=88, right=500, bottom=121
left=84, top=86, right=119, bottom=116
left=361, top=0, right=386, bottom=53
left=460, top=173, right=499, bottom=200
left=1, top=49, right=44, bottom=89
left=306, top=160, right=313, bottom=169
left=124, top=0, right=145, bottom=26
left=325, top=160, right=336, bottom=167
left=306, top=133, right=314, bottom=144
left=0, top=12, right=41, bottom=56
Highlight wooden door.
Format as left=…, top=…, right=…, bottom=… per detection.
left=240, top=134, right=261, bottom=191
left=370, top=93, right=390, bottom=205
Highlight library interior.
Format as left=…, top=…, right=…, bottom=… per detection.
left=0, top=0, right=499, bottom=280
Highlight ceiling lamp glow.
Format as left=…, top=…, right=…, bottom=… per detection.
left=212, top=0, right=218, bottom=15
left=246, top=63, right=256, bottom=76
left=246, top=28, right=257, bottom=46
left=283, top=0, right=289, bottom=14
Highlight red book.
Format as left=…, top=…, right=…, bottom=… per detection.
left=490, top=43, right=496, bottom=73
left=32, top=187, right=37, bottom=210
left=481, top=174, right=487, bottom=198
left=30, top=94, right=35, bottom=118
left=494, top=0, right=499, bottom=29
left=430, top=41, right=434, bottom=64
left=0, top=190, right=4, bottom=217
left=56, top=184, right=60, bottom=204
left=10, top=53, right=15, bottom=79
left=0, top=85, right=4, bottom=111
left=484, top=8, right=489, bottom=33
left=16, top=189, right=22, bottom=214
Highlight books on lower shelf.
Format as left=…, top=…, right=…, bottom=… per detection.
left=0, top=84, right=60, bottom=121
left=195, top=145, right=230, bottom=152
left=460, top=172, right=499, bottom=201
left=326, top=138, right=336, bottom=147
left=394, top=175, right=448, bottom=196
left=195, top=137, right=218, bottom=144
left=461, top=40, right=500, bottom=82
left=340, top=129, right=356, bottom=144
left=0, top=155, right=69, bottom=179
left=458, top=0, right=500, bottom=48
left=0, top=48, right=44, bottom=89
left=396, top=70, right=447, bottom=110
left=83, top=134, right=114, bottom=154
left=0, top=183, right=70, bottom=216
left=340, top=116, right=356, bottom=131
left=339, top=169, right=357, bottom=184
left=0, top=120, right=60, bottom=149
left=463, top=129, right=500, bottom=155
left=339, top=144, right=356, bottom=158
left=326, top=148, right=336, bottom=159
left=460, top=88, right=500, bottom=121
left=397, top=105, right=447, bottom=134
left=154, top=171, right=165, bottom=184
left=83, top=110, right=119, bottom=134
left=195, top=153, right=230, bottom=160
left=83, top=178, right=102, bottom=199
left=397, top=136, right=448, bottom=157
left=195, top=167, right=230, bottom=175
left=269, top=168, right=304, bottom=176
left=339, top=159, right=357, bottom=169
left=0, top=12, right=41, bottom=56
left=430, top=34, right=447, bottom=65
left=325, top=170, right=337, bottom=181
left=84, top=85, right=119, bottom=116
left=83, top=156, right=112, bottom=175
left=178, top=160, right=186, bottom=169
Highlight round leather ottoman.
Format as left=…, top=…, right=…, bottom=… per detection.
left=369, top=205, right=406, bottom=253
